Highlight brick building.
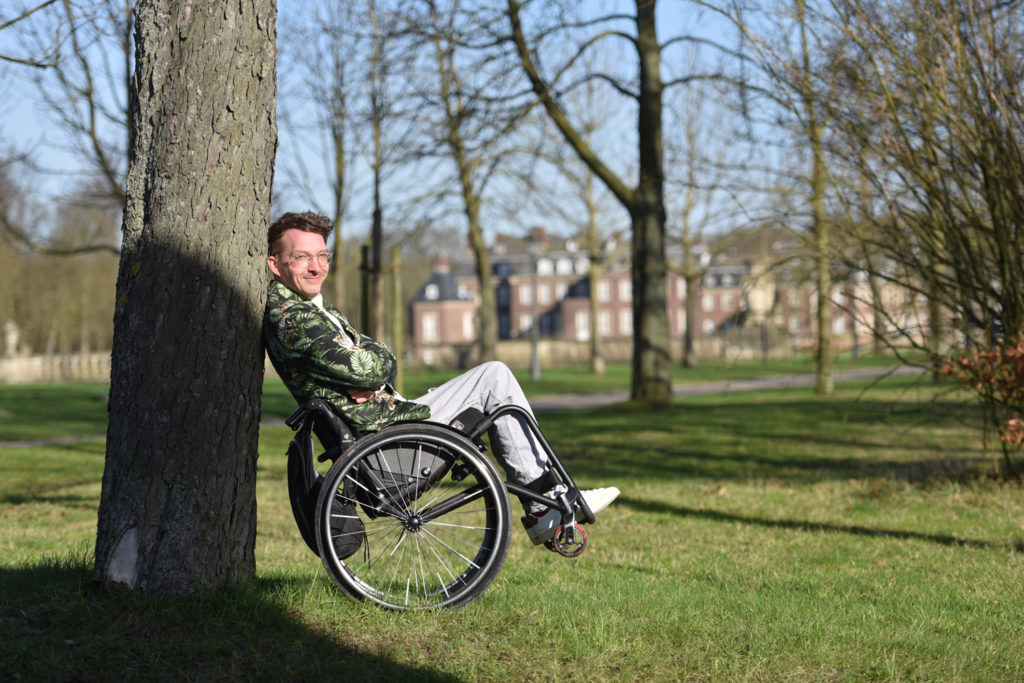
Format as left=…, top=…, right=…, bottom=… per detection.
left=409, top=225, right=920, bottom=366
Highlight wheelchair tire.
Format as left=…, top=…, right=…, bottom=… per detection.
left=315, top=423, right=512, bottom=610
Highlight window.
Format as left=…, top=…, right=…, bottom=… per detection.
left=555, top=283, right=567, bottom=300
left=599, top=311, right=612, bottom=337
left=537, top=258, right=553, bottom=276
left=722, top=293, right=735, bottom=310
left=575, top=311, right=590, bottom=341
left=556, top=258, right=573, bottom=275
left=597, top=280, right=611, bottom=302
left=538, top=283, right=551, bottom=305
left=423, top=313, right=439, bottom=342
left=703, top=318, right=716, bottom=334
left=702, top=294, right=715, bottom=312
left=424, top=284, right=439, bottom=301
left=619, top=309, right=632, bottom=334
left=789, top=316, right=801, bottom=333
left=833, top=316, right=846, bottom=334
left=519, top=284, right=532, bottom=305
left=462, top=312, right=474, bottom=340
left=519, top=313, right=533, bottom=335
left=619, top=280, right=632, bottom=301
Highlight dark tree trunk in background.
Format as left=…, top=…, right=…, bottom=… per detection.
left=93, top=0, right=277, bottom=594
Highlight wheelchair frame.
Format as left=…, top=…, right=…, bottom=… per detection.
left=283, top=398, right=595, bottom=610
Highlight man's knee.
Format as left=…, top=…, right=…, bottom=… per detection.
left=477, top=360, right=512, bottom=379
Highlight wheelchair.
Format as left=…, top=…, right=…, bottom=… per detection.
left=283, top=398, right=597, bottom=611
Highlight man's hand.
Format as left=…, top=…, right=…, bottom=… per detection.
left=347, top=388, right=376, bottom=404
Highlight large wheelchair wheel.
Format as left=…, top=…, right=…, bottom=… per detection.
left=314, top=423, right=512, bottom=610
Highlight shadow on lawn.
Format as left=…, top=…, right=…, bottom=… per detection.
left=0, top=561, right=456, bottom=682
left=618, top=494, right=1022, bottom=552
left=545, top=397, right=997, bottom=487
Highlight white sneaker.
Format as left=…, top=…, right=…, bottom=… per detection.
left=522, top=486, right=621, bottom=545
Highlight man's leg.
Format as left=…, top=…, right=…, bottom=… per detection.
left=413, top=360, right=548, bottom=486
left=413, top=360, right=620, bottom=545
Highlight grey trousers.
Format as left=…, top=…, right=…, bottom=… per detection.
left=413, top=361, right=548, bottom=485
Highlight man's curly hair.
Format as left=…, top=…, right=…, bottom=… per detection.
left=268, top=211, right=333, bottom=255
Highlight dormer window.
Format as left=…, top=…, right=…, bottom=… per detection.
left=425, top=284, right=440, bottom=300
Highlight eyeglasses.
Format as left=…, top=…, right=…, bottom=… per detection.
left=280, top=251, right=333, bottom=267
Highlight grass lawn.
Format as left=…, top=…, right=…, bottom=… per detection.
left=1, top=368, right=1022, bottom=681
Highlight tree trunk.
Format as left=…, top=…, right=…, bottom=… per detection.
left=797, top=0, right=833, bottom=395
left=683, top=272, right=700, bottom=368
left=506, top=0, right=671, bottom=404
left=465, top=195, right=498, bottom=363
left=584, top=175, right=605, bottom=375
left=94, top=0, right=276, bottom=594
left=631, top=1, right=672, bottom=403
left=588, top=264, right=605, bottom=375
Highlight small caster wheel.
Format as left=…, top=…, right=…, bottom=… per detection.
left=551, top=524, right=587, bottom=557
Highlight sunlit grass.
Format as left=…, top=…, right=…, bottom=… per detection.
left=3, top=372, right=1023, bottom=680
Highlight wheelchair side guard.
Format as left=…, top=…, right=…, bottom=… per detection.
left=286, top=420, right=322, bottom=555
left=285, top=399, right=359, bottom=556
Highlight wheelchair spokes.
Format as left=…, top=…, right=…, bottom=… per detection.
left=315, top=424, right=511, bottom=610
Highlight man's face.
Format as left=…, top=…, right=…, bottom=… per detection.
left=268, top=229, right=330, bottom=299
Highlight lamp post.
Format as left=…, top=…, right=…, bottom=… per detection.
left=528, top=231, right=542, bottom=381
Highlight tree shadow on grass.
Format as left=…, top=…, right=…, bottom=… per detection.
left=618, top=494, right=1023, bottom=552
left=0, top=559, right=458, bottom=682
left=543, top=397, right=999, bottom=487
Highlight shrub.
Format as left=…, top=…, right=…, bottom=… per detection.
left=941, top=335, right=1024, bottom=478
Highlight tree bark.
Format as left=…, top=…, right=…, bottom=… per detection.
left=94, top=0, right=276, bottom=594
left=796, top=0, right=833, bottom=395
left=630, top=0, right=672, bottom=403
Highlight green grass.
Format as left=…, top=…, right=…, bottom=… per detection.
left=3, top=370, right=1023, bottom=681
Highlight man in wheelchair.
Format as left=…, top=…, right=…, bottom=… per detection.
left=263, top=211, right=619, bottom=548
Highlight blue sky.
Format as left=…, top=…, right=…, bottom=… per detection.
left=0, top=0, right=746, bottom=245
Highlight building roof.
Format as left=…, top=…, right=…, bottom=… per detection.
left=411, top=256, right=473, bottom=303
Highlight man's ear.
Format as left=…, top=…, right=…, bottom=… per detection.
left=267, top=255, right=283, bottom=280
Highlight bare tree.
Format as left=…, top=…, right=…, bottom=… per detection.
left=94, top=0, right=276, bottom=594
left=506, top=0, right=731, bottom=403
left=390, top=0, right=538, bottom=363
left=826, top=0, right=1024, bottom=350
left=663, top=79, right=753, bottom=369
left=277, top=0, right=360, bottom=311
left=713, top=0, right=841, bottom=392
left=0, top=0, right=130, bottom=254
left=0, top=0, right=60, bottom=68
left=502, top=46, right=628, bottom=376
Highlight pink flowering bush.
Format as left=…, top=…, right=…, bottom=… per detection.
left=941, top=335, right=1024, bottom=477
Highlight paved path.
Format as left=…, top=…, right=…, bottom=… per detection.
left=1, top=366, right=923, bottom=448
left=529, top=364, right=923, bottom=412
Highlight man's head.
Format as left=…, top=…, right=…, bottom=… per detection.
left=267, top=211, right=334, bottom=299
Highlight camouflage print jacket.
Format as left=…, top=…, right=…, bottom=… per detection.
left=263, top=280, right=430, bottom=434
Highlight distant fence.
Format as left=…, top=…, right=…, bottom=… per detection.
left=413, top=332, right=803, bottom=371
left=0, top=352, right=111, bottom=384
